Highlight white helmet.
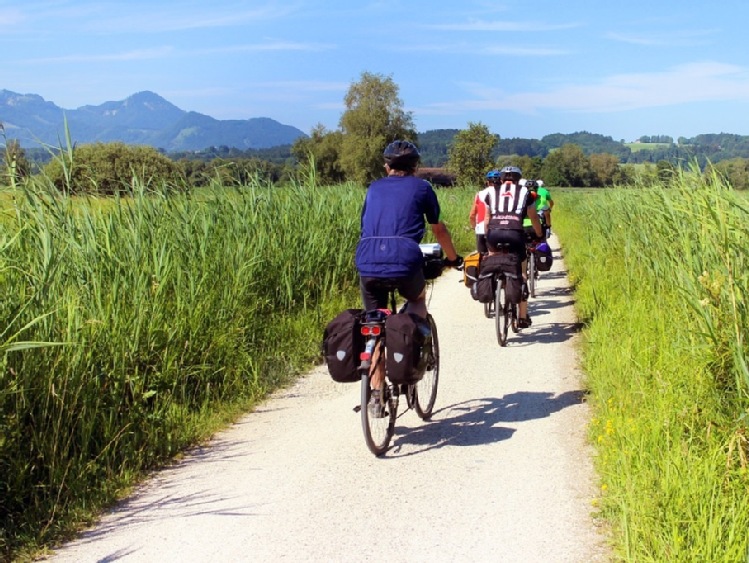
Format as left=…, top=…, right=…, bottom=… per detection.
left=537, top=180, right=544, bottom=187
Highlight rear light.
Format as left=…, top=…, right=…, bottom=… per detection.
left=360, top=352, right=371, bottom=361
left=361, top=325, right=382, bottom=336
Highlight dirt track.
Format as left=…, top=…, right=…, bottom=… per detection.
left=47, top=235, right=610, bottom=562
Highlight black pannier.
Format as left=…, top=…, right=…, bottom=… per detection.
left=322, top=308, right=365, bottom=383
left=384, top=312, right=426, bottom=385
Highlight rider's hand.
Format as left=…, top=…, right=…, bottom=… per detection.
left=444, top=255, right=464, bottom=270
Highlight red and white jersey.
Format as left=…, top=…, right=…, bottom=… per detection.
left=483, top=182, right=532, bottom=232
left=473, top=186, right=493, bottom=235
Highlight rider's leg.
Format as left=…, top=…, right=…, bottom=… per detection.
left=370, top=341, right=385, bottom=390
left=519, top=300, right=528, bottom=319
left=476, top=233, right=488, bottom=254
left=360, top=277, right=389, bottom=390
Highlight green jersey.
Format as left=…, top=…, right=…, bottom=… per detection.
left=535, top=187, right=552, bottom=211
left=522, top=188, right=552, bottom=227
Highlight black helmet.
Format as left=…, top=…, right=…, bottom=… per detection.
left=383, top=140, right=420, bottom=170
left=500, top=165, right=522, bottom=183
left=525, top=179, right=538, bottom=190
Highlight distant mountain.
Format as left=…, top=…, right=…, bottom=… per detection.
left=0, top=89, right=307, bottom=151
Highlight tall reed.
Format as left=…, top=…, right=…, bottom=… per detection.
left=0, top=171, right=475, bottom=558
left=554, top=174, right=749, bottom=561
left=0, top=176, right=366, bottom=555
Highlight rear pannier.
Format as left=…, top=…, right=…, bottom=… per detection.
left=322, top=308, right=365, bottom=383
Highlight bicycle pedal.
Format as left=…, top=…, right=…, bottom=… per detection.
left=353, top=405, right=361, bottom=413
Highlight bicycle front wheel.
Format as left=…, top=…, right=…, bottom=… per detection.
left=414, top=314, right=439, bottom=419
left=361, top=374, right=396, bottom=456
left=496, top=278, right=510, bottom=347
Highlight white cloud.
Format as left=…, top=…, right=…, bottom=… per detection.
left=422, top=62, right=749, bottom=115
left=107, top=5, right=299, bottom=33
left=423, top=18, right=581, bottom=32
left=606, top=29, right=715, bottom=47
left=195, top=42, right=334, bottom=55
left=254, top=81, right=349, bottom=92
left=382, top=42, right=569, bottom=57
left=23, top=47, right=175, bottom=64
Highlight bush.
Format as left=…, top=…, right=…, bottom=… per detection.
left=42, top=142, right=187, bottom=195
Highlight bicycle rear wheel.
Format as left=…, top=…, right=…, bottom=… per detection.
left=414, top=314, right=439, bottom=419
left=495, top=279, right=510, bottom=347
left=361, top=373, right=396, bottom=456
left=528, top=253, right=536, bottom=298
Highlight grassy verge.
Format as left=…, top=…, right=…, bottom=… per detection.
left=0, top=175, right=476, bottom=560
left=553, top=177, right=749, bottom=560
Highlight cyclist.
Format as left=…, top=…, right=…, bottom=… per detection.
left=468, top=170, right=500, bottom=253
left=522, top=180, right=549, bottom=239
left=535, top=179, right=554, bottom=235
left=482, top=165, right=543, bottom=329
left=355, top=140, right=463, bottom=413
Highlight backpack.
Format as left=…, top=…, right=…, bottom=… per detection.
left=463, top=251, right=482, bottom=287
left=384, top=312, right=426, bottom=385
left=535, top=242, right=553, bottom=272
left=322, top=309, right=365, bottom=383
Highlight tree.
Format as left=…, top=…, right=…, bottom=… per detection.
left=43, top=142, right=186, bottom=195
left=541, top=144, right=593, bottom=187
left=656, top=160, right=677, bottom=186
left=2, top=138, right=31, bottom=187
left=710, top=158, right=749, bottom=190
left=589, top=153, right=621, bottom=186
left=291, top=124, right=345, bottom=185
left=446, top=122, right=498, bottom=187
left=496, top=155, right=543, bottom=180
left=338, top=72, right=416, bottom=185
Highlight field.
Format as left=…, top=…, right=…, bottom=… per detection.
left=625, top=142, right=672, bottom=153
left=554, top=175, right=749, bottom=561
left=0, top=176, right=475, bottom=559
left=2, top=170, right=749, bottom=560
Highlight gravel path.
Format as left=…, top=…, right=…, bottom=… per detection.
left=47, top=235, right=610, bottom=562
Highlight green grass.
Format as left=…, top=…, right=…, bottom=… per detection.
left=554, top=173, right=749, bottom=561
left=0, top=173, right=477, bottom=560
left=625, top=142, right=672, bottom=153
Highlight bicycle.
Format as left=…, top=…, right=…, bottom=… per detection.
left=526, top=239, right=538, bottom=299
left=357, top=244, right=443, bottom=456
left=489, top=268, right=519, bottom=347
left=478, top=250, right=519, bottom=347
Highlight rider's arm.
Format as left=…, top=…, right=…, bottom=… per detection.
left=431, top=221, right=459, bottom=262
left=468, top=196, right=479, bottom=229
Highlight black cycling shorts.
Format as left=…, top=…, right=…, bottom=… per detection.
left=476, top=233, right=488, bottom=254
left=360, top=270, right=426, bottom=311
left=486, top=228, right=526, bottom=259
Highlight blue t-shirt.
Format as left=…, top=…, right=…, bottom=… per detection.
left=355, top=175, right=441, bottom=278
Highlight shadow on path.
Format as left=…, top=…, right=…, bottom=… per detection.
left=389, top=389, right=586, bottom=457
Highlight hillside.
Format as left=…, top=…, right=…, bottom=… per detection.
left=0, top=89, right=306, bottom=151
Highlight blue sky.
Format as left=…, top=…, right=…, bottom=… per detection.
left=3, top=0, right=749, bottom=142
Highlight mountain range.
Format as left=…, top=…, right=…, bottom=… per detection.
left=0, top=89, right=307, bottom=152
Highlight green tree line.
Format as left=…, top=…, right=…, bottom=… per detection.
left=5, top=73, right=749, bottom=192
